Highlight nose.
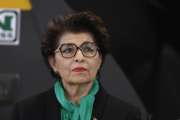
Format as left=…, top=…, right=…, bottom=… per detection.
left=74, top=49, right=84, bottom=62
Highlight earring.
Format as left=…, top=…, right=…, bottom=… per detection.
left=54, top=71, right=59, bottom=76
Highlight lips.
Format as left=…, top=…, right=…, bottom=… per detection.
left=72, top=67, right=87, bottom=72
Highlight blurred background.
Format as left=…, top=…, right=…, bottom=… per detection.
left=0, top=0, right=179, bottom=120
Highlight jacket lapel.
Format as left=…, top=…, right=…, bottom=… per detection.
left=92, top=86, right=109, bottom=120
left=45, top=88, right=61, bottom=120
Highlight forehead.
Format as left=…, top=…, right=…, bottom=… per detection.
left=59, top=32, right=95, bottom=46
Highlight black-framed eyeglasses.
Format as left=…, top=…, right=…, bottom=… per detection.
left=55, top=41, right=99, bottom=58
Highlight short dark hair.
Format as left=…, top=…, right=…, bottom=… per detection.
left=41, top=11, right=111, bottom=78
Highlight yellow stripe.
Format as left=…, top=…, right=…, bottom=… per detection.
left=0, top=0, right=32, bottom=10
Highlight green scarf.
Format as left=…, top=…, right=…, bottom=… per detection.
left=54, top=79, right=99, bottom=120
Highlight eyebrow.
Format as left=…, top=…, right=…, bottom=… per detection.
left=59, top=41, right=95, bottom=47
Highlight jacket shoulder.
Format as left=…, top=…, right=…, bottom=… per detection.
left=103, top=94, right=141, bottom=120
left=13, top=89, right=53, bottom=120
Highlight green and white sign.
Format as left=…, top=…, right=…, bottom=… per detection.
left=0, top=9, right=21, bottom=45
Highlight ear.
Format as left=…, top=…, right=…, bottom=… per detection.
left=48, top=56, right=57, bottom=72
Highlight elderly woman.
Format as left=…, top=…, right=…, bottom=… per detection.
left=14, top=11, right=141, bottom=120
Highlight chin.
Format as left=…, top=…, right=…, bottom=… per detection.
left=69, top=77, right=92, bottom=84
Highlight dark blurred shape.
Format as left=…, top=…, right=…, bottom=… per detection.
left=0, top=73, right=20, bottom=104
left=156, top=44, right=180, bottom=120
left=0, top=73, right=20, bottom=120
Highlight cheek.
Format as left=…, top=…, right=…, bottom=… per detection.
left=89, top=58, right=102, bottom=77
left=55, top=59, right=72, bottom=77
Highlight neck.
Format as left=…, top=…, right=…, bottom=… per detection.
left=62, top=81, right=93, bottom=104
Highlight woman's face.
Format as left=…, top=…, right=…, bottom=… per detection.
left=48, top=32, right=102, bottom=85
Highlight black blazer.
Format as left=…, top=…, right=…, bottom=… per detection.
left=13, top=86, right=141, bottom=120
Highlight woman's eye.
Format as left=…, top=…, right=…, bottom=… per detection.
left=83, top=47, right=94, bottom=52
left=62, top=47, right=74, bottom=53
